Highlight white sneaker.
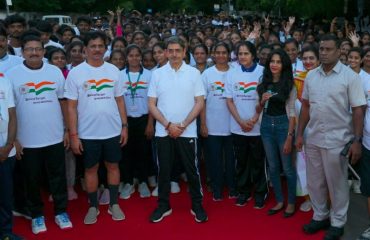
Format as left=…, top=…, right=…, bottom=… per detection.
left=358, top=226, right=370, bottom=240
left=352, top=180, right=362, bottom=194
left=148, top=176, right=157, bottom=188
left=32, top=216, right=47, bottom=234
left=152, top=186, right=158, bottom=197
left=55, top=213, right=73, bottom=230
left=118, top=182, right=124, bottom=193
left=299, top=200, right=312, bottom=212
left=138, top=182, right=151, bottom=198
left=170, top=181, right=180, bottom=193
left=119, top=183, right=135, bottom=199
left=99, top=188, right=110, bottom=205
left=108, top=204, right=125, bottom=221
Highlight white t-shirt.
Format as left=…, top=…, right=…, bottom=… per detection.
left=6, top=63, right=65, bottom=148
left=0, top=54, right=23, bottom=74
left=64, top=62, right=124, bottom=140
left=360, top=69, right=370, bottom=91
left=122, top=68, right=151, bottom=117
left=0, top=74, right=16, bottom=157
left=361, top=70, right=370, bottom=149
left=202, top=66, right=231, bottom=136
left=224, top=64, right=263, bottom=136
left=148, top=62, right=205, bottom=138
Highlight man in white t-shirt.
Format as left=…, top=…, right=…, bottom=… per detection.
left=64, top=31, right=128, bottom=225
left=0, top=74, right=22, bottom=240
left=0, top=26, right=23, bottom=74
left=6, top=34, right=72, bottom=235
left=148, top=36, right=207, bottom=223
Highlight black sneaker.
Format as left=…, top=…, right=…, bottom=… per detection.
left=150, top=206, right=172, bottom=223
left=228, top=189, right=238, bottom=199
left=303, top=219, right=330, bottom=234
left=324, top=226, right=344, bottom=240
left=212, top=191, right=223, bottom=201
left=190, top=206, right=208, bottom=223
left=235, top=194, right=251, bottom=207
left=254, top=200, right=265, bottom=209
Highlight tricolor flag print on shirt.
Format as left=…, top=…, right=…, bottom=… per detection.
left=234, top=82, right=257, bottom=93
left=20, top=81, right=56, bottom=95
left=83, top=79, right=114, bottom=92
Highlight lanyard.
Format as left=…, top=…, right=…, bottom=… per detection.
left=127, top=71, right=142, bottom=104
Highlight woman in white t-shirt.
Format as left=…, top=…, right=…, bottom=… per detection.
left=200, top=42, right=236, bottom=201
left=119, top=44, right=154, bottom=200
left=225, top=41, right=268, bottom=208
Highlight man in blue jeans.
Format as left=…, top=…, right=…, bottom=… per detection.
left=0, top=73, right=22, bottom=240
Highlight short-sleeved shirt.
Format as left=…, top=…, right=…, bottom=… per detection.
left=0, top=54, right=23, bottom=74
left=302, top=61, right=366, bottom=148
left=360, top=70, right=370, bottom=149
left=147, top=61, right=205, bottom=138
left=0, top=74, right=16, bottom=157
left=7, top=63, right=65, bottom=148
left=64, top=62, right=124, bottom=140
left=122, top=68, right=151, bottom=118
left=202, top=66, right=231, bottom=136
left=224, top=64, right=263, bottom=136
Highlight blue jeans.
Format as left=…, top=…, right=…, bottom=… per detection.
left=0, top=156, right=16, bottom=236
left=260, top=114, right=296, bottom=204
left=205, top=135, right=236, bottom=196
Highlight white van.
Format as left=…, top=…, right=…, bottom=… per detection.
left=42, top=15, right=73, bottom=26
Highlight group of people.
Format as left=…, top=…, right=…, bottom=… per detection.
left=0, top=9, right=370, bottom=240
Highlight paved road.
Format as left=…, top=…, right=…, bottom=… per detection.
left=345, top=192, right=368, bottom=239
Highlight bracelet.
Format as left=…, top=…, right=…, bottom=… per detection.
left=165, top=122, right=172, bottom=130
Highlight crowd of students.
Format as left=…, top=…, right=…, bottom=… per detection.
left=0, top=9, right=370, bottom=240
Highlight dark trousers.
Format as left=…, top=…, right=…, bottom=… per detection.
left=205, top=135, right=236, bottom=195
left=121, top=115, right=150, bottom=184
left=233, top=134, right=268, bottom=198
left=22, top=142, right=67, bottom=218
left=0, top=157, right=16, bottom=236
left=156, top=136, right=203, bottom=209
left=12, top=159, right=27, bottom=213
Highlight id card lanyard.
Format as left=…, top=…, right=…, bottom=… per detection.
left=127, top=71, right=142, bottom=105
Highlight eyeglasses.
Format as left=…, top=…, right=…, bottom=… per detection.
left=23, top=47, right=44, bottom=53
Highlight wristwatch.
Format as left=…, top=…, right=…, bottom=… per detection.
left=122, top=123, right=129, bottom=128
left=353, top=136, right=362, bottom=143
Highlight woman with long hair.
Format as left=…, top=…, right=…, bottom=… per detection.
left=200, top=42, right=236, bottom=201
left=257, top=48, right=297, bottom=217
left=226, top=41, right=268, bottom=208
left=294, top=46, right=320, bottom=212
left=119, top=44, right=154, bottom=200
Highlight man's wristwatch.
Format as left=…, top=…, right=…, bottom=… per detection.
left=122, top=123, right=129, bottom=128
left=353, top=136, right=362, bottom=143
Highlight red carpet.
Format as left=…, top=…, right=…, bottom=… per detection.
left=14, top=185, right=325, bottom=240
